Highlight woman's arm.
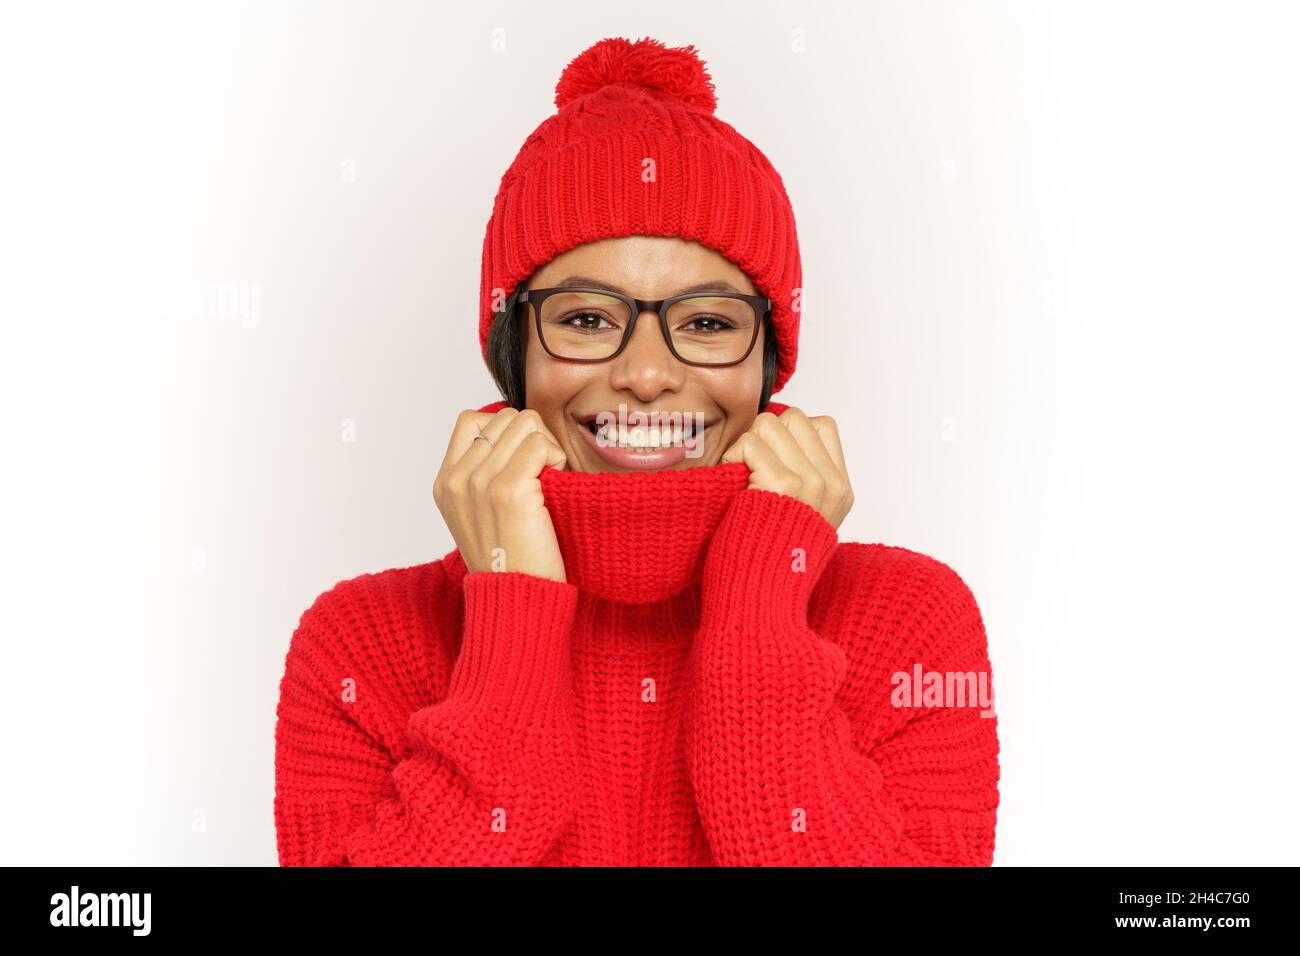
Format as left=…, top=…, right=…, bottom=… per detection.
left=685, top=488, right=1001, bottom=866
left=274, top=569, right=582, bottom=866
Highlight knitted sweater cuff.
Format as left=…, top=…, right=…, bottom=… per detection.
left=412, top=571, right=578, bottom=741
left=698, top=488, right=839, bottom=634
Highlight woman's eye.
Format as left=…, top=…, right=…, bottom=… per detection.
left=563, top=312, right=613, bottom=330
left=682, top=316, right=734, bottom=333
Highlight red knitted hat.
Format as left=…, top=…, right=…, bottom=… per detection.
left=479, top=36, right=803, bottom=395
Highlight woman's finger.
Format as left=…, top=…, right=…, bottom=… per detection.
left=779, top=408, right=846, bottom=485
left=475, top=409, right=567, bottom=476
left=808, top=415, right=849, bottom=480
left=781, top=409, right=853, bottom=525
left=445, top=407, right=518, bottom=473
left=497, top=429, right=568, bottom=488
left=751, top=410, right=825, bottom=511
left=720, top=430, right=802, bottom=498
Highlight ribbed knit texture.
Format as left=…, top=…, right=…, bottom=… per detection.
left=479, top=37, right=804, bottom=395
left=274, top=402, right=1001, bottom=866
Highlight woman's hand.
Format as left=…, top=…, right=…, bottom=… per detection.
left=433, top=407, right=569, bottom=583
left=720, top=407, right=854, bottom=530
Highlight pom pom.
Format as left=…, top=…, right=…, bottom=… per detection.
left=554, top=36, right=717, bottom=114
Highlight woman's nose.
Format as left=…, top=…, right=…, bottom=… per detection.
left=607, top=310, right=685, bottom=397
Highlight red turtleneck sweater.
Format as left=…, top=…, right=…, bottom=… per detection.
left=274, top=400, right=1001, bottom=866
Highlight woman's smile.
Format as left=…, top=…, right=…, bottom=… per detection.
left=573, top=410, right=712, bottom=471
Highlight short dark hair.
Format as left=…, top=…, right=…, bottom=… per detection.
left=485, top=282, right=780, bottom=412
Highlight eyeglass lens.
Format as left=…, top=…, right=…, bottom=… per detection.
left=536, top=290, right=756, bottom=363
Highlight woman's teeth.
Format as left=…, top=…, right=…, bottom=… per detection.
left=590, top=421, right=697, bottom=450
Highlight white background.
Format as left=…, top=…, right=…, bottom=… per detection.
left=2, top=0, right=1296, bottom=865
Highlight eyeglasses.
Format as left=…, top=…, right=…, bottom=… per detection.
left=515, top=283, right=770, bottom=366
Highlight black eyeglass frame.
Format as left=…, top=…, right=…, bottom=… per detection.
left=516, top=283, right=771, bottom=367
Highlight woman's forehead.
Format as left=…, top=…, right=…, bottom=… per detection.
left=531, top=236, right=755, bottom=294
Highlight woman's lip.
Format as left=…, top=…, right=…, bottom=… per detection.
left=576, top=418, right=706, bottom=470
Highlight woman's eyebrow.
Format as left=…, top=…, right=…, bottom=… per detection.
left=554, top=275, right=744, bottom=295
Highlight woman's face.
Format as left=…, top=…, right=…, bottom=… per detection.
left=521, top=235, right=766, bottom=473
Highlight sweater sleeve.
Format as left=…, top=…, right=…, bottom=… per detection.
left=274, top=569, right=582, bottom=866
left=685, top=488, right=1001, bottom=866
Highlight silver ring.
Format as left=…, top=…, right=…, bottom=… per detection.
left=473, top=433, right=496, bottom=448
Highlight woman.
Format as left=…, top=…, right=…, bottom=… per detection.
left=274, top=36, right=1000, bottom=866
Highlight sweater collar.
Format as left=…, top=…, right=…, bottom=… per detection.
left=440, top=399, right=787, bottom=604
